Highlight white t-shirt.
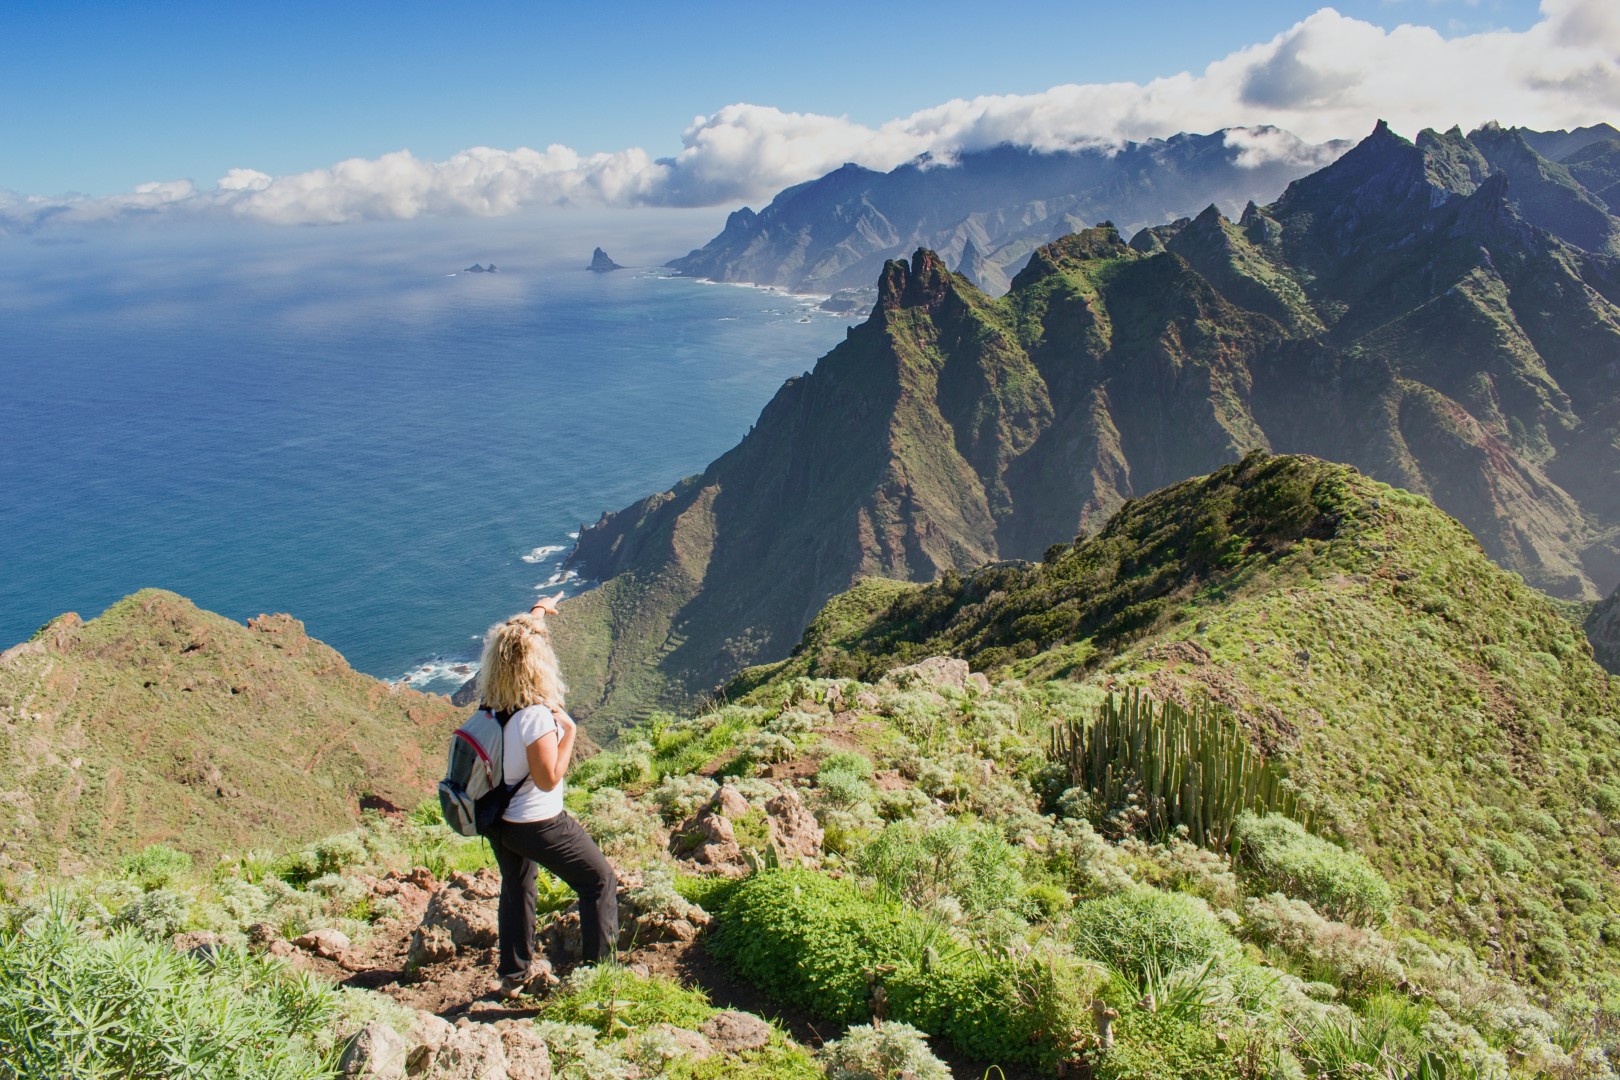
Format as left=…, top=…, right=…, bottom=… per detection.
left=501, top=704, right=568, bottom=822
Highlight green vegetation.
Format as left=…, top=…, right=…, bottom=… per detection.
left=1052, top=690, right=1314, bottom=849
left=1069, top=888, right=1240, bottom=974
left=746, top=453, right=1620, bottom=986
left=1233, top=812, right=1393, bottom=925
left=0, top=903, right=341, bottom=1079
left=0, top=589, right=463, bottom=874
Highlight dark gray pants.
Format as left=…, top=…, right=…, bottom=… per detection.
left=488, top=813, right=618, bottom=977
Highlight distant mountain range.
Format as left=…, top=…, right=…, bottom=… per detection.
left=553, top=120, right=1620, bottom=727
left=668, top=122, right=1620, bottom=300
left=667, top=128, right=1350, bottom=296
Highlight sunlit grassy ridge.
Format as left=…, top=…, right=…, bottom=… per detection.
left=738, top=453, right=1620, bottom=985
left=0, top=589, right=463, bottom=875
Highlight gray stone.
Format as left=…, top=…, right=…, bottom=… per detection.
left=428, top=1023, right=507, bottom=1079
left=339, top=1020, right=409, bottom=1080
left=699, top=1010, right=772, bottom=1053
left=293, top=927, right=351, bottom=958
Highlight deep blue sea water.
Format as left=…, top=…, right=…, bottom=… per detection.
left=0, top=215, right=854, bottom=691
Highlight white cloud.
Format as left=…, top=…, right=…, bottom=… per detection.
left=4, top=0, right=1615, bottom=230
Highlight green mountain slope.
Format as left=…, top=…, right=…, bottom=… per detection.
left=0, top=589, right=464, bottom=876
left=555, top=121, right=1620, bottom=729
left=739, top=453, right=1620, bottom=982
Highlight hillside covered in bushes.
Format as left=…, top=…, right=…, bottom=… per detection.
left=4, top=455, right=1620, bottom=1078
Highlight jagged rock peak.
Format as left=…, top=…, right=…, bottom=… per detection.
left=590, top=247, right=624, bottom=272
left=877, top=248, right=957, bottom=310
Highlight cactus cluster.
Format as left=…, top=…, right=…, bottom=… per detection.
left=1051, top=689, right=1313, bottom=851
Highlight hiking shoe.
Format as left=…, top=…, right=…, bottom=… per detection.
left=497, top=963, right=557, bottom=999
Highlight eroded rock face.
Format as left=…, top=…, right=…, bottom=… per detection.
left=406, top=1011, right=455, bottom=1076
left=494, top=1019, right=553, bottom=1080
left=425, top=1022, right=507, bottom=1080
left=763, top=788, right=823, bottom=866
left=671, top=783, right=823, bottom=874
left=409, top=870, right=500, bottom=965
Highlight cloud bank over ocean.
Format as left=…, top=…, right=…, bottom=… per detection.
left=5, top=0, right=1615, bottom=230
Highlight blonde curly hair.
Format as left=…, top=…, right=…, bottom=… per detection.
left=475, top=611, right=567, bottom=713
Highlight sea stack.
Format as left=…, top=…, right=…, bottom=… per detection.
left=590, top=247, right=624, bottom=272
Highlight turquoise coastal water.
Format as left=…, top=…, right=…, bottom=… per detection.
left=0, top=218, right=853, bottom=691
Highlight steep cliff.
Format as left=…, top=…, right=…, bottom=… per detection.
left=555, top=121, right=1620, bottom=727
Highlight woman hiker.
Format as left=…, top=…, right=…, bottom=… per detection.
left=475, top=592, right=618, bottom=998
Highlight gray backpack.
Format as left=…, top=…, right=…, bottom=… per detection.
left=437, top=707, right=528, bottom=836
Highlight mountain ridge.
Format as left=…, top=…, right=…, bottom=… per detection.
left=667, top=128, right=1349, bottom=296
left=553, top=120, right=1620, bottom=728
left=0, top=588, right=464, bottom=875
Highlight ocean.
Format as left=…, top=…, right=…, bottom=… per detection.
left=0, top=213, right=854, bottom=692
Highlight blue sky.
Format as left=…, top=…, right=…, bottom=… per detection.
left=3, top=0, right=1549, bottom=199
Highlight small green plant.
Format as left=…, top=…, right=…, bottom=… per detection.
left=1070, top=888, right=1240, bottom=974
left=1233, top=813, right=1393, bottom=925
left=120, top=843, right=194, bottom=890
left=544, top=964, right=714, bottom=1038
left=0, top=901, right=336, bottom=1078
left=818, top=1021, right=951, bottom=1080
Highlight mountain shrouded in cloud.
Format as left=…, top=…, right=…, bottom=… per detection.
left=2, top=0, right=1616, bottom=230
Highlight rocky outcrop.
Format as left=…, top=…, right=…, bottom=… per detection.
left=669, top=783, right=823, bottom=874
left=339, top=1021, right=409, bottom=1080
left=589, top=248, right=623, bottom=272
left=699, top=1011, right=773, bottom=1054
left=408, top=870, right=501, bottom=967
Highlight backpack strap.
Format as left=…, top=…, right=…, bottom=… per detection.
left=479, top=704, right=532, bottom=790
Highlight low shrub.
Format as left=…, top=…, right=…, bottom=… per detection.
left=113, top=887, right=193, bottom=940
left=1233, top=814, right=1393, bottom=925
left=649, top=774, right=719, bottom=823
left=857, top=818, right=1030, bottom=919
left=885, top=943, right=1093, bottom=1067
left=712, top=870, right=1090, bottom=1067
left=1091, top=1006, right=1241, bottom=1080
left=0, top=904, right=336, bottom=1078
left=119, top=844, right=193, bottom=891
left=709, top=870, right=912, bottom=1023
left=818, top=1021, right=950, bottom=1080
left=1071, top=888, right=1240, bottom=975
left=544, top=964, right=713, bottom=1037
left=1242, top=893, right=1403, bottom=995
